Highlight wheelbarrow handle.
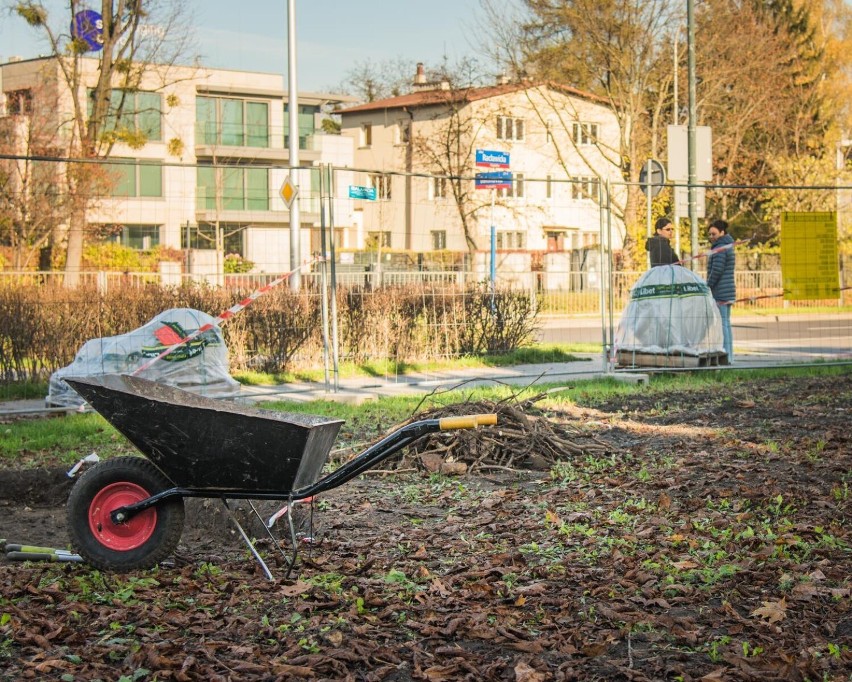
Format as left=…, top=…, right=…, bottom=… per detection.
left=439, top=413, right=497, bottom=430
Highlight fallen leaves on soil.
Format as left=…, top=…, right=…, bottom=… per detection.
left=0, top=371, right=850, bottom=681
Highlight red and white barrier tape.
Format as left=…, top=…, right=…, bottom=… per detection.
left=132, top=259, right=317, bottom=376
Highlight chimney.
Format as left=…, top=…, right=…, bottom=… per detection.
left=496, top=73, right=509, bottom=86
left=414, top=63, right=426, bottom=85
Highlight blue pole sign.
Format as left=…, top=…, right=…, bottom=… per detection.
left=348, top=185, right=377, bottom=200
left=475, top=171, right=512, bottom=190
left=72, top=10, right=104, bottom=52
left=475, top=149, right=510, bottom=168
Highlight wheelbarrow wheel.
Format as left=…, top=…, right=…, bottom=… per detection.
left=67, top=456, right=185, bottom=572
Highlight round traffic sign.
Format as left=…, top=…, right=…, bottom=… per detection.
left=72, top=10, right=104, bottom=52
left=639, top=159, right=666, bottom=198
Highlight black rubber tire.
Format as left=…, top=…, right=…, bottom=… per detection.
left=67, top=456, right=185, bottom=572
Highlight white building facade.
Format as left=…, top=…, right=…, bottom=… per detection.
left=0, top=56, right=357, bottom=275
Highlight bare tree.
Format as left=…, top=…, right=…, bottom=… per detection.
left=12, top=0, right=196, bottom=284
left=479, top=0, right=681, bottom=266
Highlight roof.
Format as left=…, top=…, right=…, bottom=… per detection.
left=339, top=81, right=608, bottom=115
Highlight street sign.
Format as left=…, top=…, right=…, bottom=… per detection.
left=639, top=159, right=666, bottom=198
left=475, top=171, right=512, bottom=190
left=280, top=176, right=298, bottom=208
left=667, top=125, right=712, bottom=182
left=348, top=185, right=377, bottom=200
left=476, top=149, right=510, bottom=168
left=674, top=186, right=706, bottom=219
left=71, top=10, right=104, bottom=51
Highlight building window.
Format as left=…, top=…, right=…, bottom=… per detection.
left=284, top=102, right=318, bottom=149
left=546, top=174, right=553, bottom=199
left=396, top=119, right=410, bottom=145
left=90, top=90, right=162, bottom=142
left=430, top=177, right=447, bottom=199
left=109, top=160, right=163, bottom=197
left=196, top=96, right=269, bottom=148
left=571, top=176, right=600, bottom=203
left=498, top=172, right=524, bottom=199
left=572, top=122, right=599, bottom=145
left=109, top=224, right=161, bottom=250
left=496, top=116, right=525, bottom=141
left=367, top=231, right=391, bottom=248
left=370, top=173, right=391, bottom=199
left=361, top=123, right=373, bottom=147
left=546, top=231, right=564, bottom=251
left=5, top=89, right=33, bottom=115
left=431, top=230, right=447, bottom=250
left=496, top=231, right=525, bottom=249
left=196, top=165, right=269, bottom=211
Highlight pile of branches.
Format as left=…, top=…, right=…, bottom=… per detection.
left=401, top=395, right=615, bottom=473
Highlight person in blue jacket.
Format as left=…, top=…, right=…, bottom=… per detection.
left=706, top=219, right=736, bottom=363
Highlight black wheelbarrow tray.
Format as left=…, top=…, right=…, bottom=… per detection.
left=63, top=374, right=497, bottom=578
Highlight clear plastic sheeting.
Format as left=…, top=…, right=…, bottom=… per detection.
left=47, top=308, right=240, bottom=407
left=615, top=265, right=724, bottom=359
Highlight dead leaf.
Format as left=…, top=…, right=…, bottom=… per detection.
left=657, top=491, right=672, bottom=509
left=750, top=596, right=787, bottom=624
left=278, top=580, right=312, bottom=597
left=673, top=560, right=699, bottom=570
left=514, top=661, right=546, bottom=682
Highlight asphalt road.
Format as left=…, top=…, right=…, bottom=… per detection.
left=537, top=312, right=852, bottom=360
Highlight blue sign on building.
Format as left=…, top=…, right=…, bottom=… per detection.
left=348, top=185, right=377, bottom=200
left=475, top=149, right=510, bottom=168
left=475, top=171, right=513, bottom=190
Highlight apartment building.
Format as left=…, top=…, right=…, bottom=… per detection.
left=0, top=56, right=357, bottom=275
left=338, top=65, right=624, bottom=284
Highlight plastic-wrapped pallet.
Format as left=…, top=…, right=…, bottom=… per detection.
left=614, top=265, right=725, bottom=366
left=46, top=308, right=240, bottom=407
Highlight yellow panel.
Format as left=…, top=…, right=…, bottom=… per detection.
left=780, top=212, right=840, bottom=301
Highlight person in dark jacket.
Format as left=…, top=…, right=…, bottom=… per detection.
left=646, top=217, right=680, bottom=267
left=706, top=219, right=736, bottom=363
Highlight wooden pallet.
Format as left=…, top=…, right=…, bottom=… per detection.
left=616, top=351, right=729, bottom=369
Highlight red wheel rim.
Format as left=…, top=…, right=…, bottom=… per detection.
left=88, top=482, right=157, bottom=551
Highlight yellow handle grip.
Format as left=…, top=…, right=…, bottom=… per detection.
left=438, top=413, right=498, bottom=430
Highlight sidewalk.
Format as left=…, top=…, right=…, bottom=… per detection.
left=0, top=349, right=816, bottom=417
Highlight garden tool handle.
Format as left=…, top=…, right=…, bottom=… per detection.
left=438, top=413, right=498, bottom=430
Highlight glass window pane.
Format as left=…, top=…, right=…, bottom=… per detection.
left=139, top=163, right=162, bottom=197
left=137, top=92, right=162, bottom=141
left=196, top=166, right=217, bottom=209
left=246, top=168, right=268, bottom=210
left=196, top=97, right=217, bottom=145
left=246, top=101, right=269, bottom=148
left=221, top=99, right=244, bottom=146
left=110, top=161, right=135, bottom=197
left=222, top=166, right=244, bottom=209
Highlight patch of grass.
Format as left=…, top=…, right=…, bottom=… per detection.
left=232, top=344, right=590, bottom=385
left=0, top=413, right=128, bottom=467
left=0, top=380, right=49, bottom=402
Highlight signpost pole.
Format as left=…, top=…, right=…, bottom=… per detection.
left=286, top=0, right=301, bottom=291
left=490, top=188, right=496, bottom=288
left=646, top=159, right=653, bottom=269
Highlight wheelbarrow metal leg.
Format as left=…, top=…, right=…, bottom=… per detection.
left=220, top=498, right=274, bottom=582
left=246, top=500, right=296, bottom=575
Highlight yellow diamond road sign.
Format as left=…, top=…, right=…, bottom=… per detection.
left=280, top=176, right=298, bottom=208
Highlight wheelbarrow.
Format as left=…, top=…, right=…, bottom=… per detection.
left=63, top=375, right=497, bottom=579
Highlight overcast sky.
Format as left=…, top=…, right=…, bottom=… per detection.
left=0, top=0, right=488, bottom=92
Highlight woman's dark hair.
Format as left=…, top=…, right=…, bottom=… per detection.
left=654, top=217, right=672, bottom=232
left=709, top=219, right=728, bottom=233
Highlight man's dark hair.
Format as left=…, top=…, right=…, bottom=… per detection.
left=709, top=219, right=728, bottom=233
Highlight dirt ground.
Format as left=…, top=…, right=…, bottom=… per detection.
left=0, top=371, right=850, bottom=681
